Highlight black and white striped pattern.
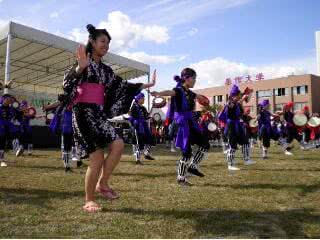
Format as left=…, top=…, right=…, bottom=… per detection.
left=132, top=144, right=141, bottom=162
left=227, top=148, right=236, bottom=166
left=12, top=139, right=19, bottom=152
left=189, top=147, right=208, bottom=169
left=241, top=144, right=250, bottom=162
left=250, top=138, right=255, bottom=148
left=262, top=147, right=267, bottom=158
left=177, top=157, right=190, bottom=180
left=143, top=145, right=152, bottom=156
left=222, top=141, right=229, bottom=153
left=62, top=151, right=71, bottom=168
left=279, top=137, right=288, bottom=151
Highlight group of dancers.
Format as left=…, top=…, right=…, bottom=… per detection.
left=0, top=95, right=36, bottom=167
left=1, top=23, right=320, bottom=212
left=217, top=87, right=320, bottom=172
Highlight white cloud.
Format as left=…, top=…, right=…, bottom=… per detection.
left=189, top=57, right=316, bottom=89
left=68, top=28, right=89, bottom=43
left=67, top=11, right=169, bottom=52
left=119, top=51, right=187, bottom=64
left=135, top=0, right=252, bottom=27
left=50, top=12, right=59, bottom=19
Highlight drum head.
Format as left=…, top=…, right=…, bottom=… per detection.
left=308, top=117, right=320, bottom=128
left=47, top=113, right=55, bottom=120
left=293, top=113, right=307, bottom=127
left=249, top=119, right=258, bottom=128
left=208, top=122, right=217, bottom=132
left=153, top=113, right=161, bottom=122
left=153, top=97, right=166, bottom=108
left=154, top=98, right=163, bottom=104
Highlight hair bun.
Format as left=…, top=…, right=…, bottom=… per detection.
left=86, top=24, right=96, bottom=34
left=174, top=75, right=181, bottom=82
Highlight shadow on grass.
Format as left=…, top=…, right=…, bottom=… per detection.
left=201, top=182, right=320, bottom=196
left=113, top=171, right=175, bottom=178
left=108, top=207, right=320, bottom=238
left=0, top=187, right=83, bottom=209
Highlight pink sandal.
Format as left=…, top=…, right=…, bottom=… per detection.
left=83, top=201, right=102, bottom=213
left=96, top=186, right=119, bottom=200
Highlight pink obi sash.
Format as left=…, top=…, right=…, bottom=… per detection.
left=73, top=83, right=105, bottom=105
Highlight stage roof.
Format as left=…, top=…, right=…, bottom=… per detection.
left=0, top=21, right=150, bottom=94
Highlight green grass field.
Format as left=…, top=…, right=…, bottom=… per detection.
left=0, top=144, right=319, bottom=238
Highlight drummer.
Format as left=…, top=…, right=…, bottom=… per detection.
left=151, top=68, right=210, bottom=185
left=242, top=107, right=258, bottom=149
left=300, top=106, right=312, bottom=149
left=129, top=92, right=156, bottom=165
left=218, top=107, right=229, bottom=154
left=305, top=109, right=320, bottom=149
left=15, top=101, right=36, bottom=157
left=219, top=85, right=255, bottom=170
left=281, top=102, right=304, bottom=155
left=200, top=111, right=214, bottom=144
left=257, top=100, right=281, bottom=159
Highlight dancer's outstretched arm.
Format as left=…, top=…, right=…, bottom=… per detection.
left=141, top=69, right=157, bottom=89
left=42, top=101, right=60, bottom=111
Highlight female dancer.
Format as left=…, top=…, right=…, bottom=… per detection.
left=151, top=68, right=210, bottom=185
left=63, top=24, right=129, bottom=212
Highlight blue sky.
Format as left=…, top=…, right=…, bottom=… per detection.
left=0, top=0, right=319, bottom=90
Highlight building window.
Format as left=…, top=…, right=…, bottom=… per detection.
left=257, top=90, right=271, bottom=98
left=294, top=102, right=307, bottom=111
left=214, top=95, right=223, bottom=103
left=275, top=103, right=285, bottom=111
left=274, top=88, right=289, bottom=96
left=293, top=85, right=308, bottom=95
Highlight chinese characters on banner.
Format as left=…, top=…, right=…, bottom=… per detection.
left=225, top=73, right=264, bottom=85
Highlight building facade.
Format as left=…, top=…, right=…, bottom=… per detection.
left=194, top=74, right=320, bottom=115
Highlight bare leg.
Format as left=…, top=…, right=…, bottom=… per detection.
left=85, top=149, right=104, bottom=203
left=98, top=139, right=124, bottom=187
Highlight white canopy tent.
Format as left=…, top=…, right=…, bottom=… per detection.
left=0, top=21, right=150, bottom=98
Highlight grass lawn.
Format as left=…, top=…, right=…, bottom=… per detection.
left=0, top=144, right=319, bottom=238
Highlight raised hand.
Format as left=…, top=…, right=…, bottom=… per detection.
left=76, top=45, right=90, bottom=73
left=151, top=69, right=157, bottom=85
